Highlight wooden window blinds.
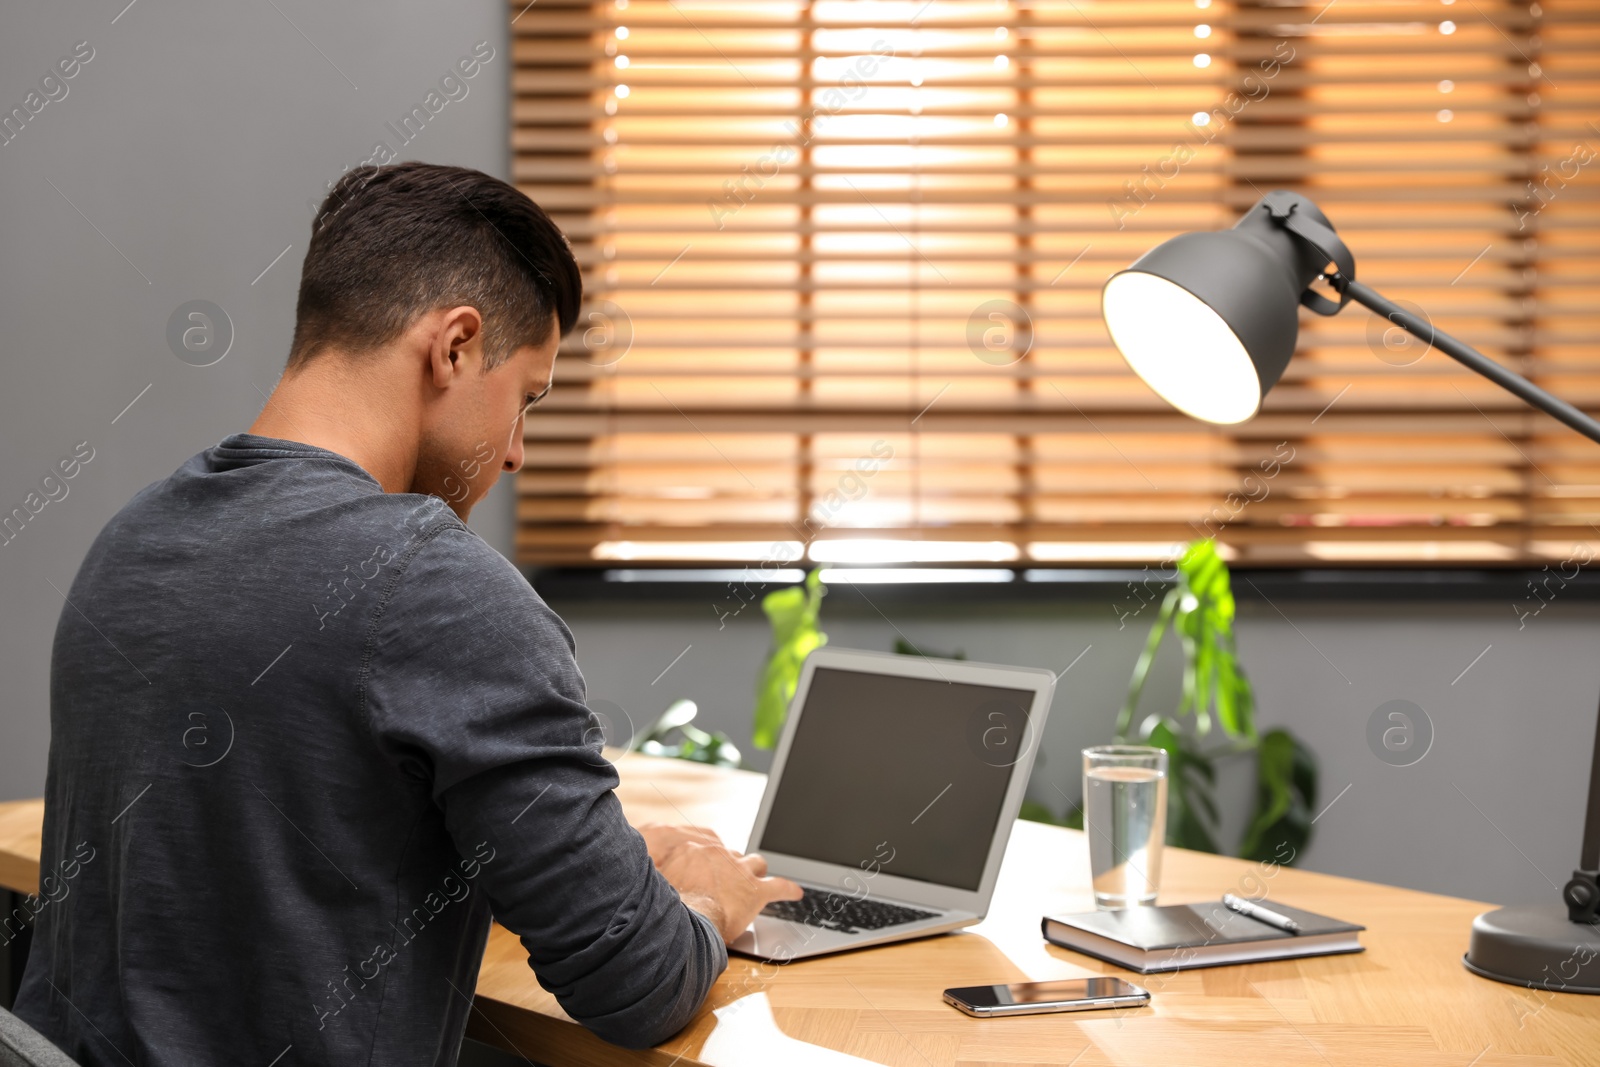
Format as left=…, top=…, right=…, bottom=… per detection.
left=511, top=0, right=1600, bottom=567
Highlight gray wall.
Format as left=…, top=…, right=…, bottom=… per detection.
left=548, top=589, right=1600, bottom=908
left=0, top=0, right=514, bottom=799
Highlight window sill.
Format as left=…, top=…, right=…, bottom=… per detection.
left=527, top=566, right=1600, bottom=603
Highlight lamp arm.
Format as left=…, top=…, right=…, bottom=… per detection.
left=1337, top=277, right=1600, bottom=447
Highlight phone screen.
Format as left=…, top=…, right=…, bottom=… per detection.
left=947, top=977, right=1146, bottom=1010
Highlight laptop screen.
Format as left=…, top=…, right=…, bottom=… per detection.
left=754, top=665, right=1037, bottom=892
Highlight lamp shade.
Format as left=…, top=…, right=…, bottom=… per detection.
left=1101, top=193, right=1345, bottom=424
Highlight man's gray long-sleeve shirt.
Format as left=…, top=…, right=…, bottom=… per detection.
left=14, top=433, right=725, bottom=1066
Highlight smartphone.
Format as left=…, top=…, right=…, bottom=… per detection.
left=943, top=977, right=1151, bottom=1018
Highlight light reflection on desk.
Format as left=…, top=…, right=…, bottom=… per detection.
left=699, top=991, right=885, bottom=1067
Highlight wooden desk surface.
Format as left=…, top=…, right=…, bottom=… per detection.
left=0, top=798, right=43, bottom=898
left=4, top=756, right=1599, bottom=1066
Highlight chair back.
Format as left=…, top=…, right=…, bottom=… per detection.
left=0, top=1006, right=80, bottom=1067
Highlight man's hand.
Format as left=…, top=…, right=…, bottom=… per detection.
left=637, top=822, right=724, bottom=868
left=639, top=824, right=803, bottom=944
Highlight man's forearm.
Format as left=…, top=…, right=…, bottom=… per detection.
left=578, top=904, right=728, bottom=1049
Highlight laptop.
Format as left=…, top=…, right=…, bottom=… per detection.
left=730, top=646, right=1056, bottom=962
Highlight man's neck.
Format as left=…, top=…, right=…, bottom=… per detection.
left=249, top=358, right=418, bottom=494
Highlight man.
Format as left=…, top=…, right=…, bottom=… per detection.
left=15, top=161, right=801, bottom=1065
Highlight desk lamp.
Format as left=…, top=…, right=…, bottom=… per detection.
left=1100, top=189, right=1600, bottom=993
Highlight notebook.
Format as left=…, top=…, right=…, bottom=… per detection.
left=1042, top=900, right=1365, bottom=974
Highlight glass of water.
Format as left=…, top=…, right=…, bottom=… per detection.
left=1083, top=745, right=1168, bottom=910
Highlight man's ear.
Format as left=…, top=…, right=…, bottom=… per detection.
left=427, top=306, right=486, bottom=390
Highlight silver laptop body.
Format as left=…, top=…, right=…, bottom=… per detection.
left=730, top=646, right=1056, bottom=962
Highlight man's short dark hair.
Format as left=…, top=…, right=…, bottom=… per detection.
left=287, top=162, right=582, bottom=371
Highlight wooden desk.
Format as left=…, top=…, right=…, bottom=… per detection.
left=4, top=755, right=1599, bottom=1066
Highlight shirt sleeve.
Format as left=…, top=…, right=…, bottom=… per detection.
left=360, top=522, right=727, bottom=1049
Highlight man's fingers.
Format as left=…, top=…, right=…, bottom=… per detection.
left=646, top=822, right=722, bottom=843
left=762, top=875, right=805, bottom=902
left=739, top=854, right=804, bottom=903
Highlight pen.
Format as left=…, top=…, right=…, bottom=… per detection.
left=1222, top=893, right=1301, bottom=934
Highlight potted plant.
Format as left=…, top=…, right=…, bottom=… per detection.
left=1108, top=539, right=1318, bottom=861
left=632, top=699, right=742, bottom=768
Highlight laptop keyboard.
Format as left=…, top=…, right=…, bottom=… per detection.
left=761, top=887, right=941, bottom=933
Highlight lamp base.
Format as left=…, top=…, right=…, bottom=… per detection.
left=1463, top=905, right=1600, bottom=993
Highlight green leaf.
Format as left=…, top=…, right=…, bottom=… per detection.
left=893, top=637, right=966, bottom=660
left=1018, top=799, right=1061, bottom=825
left=1164, top=539, right=1255, bottom=741
left=1167, top=779, right=1220, bottom=853
left=752, top=569, right=827, bottom=748
left=1291, top=737, right=1318, bottom=810
left=653, top=699, right=699, bottom=732
left=1147, top=720, right=1222, bottom=854
left=1192, top=641, right=1214, bottom=734
left=1189, top=779, right=1220, bottom=826
left=1117, top=588, right=1178, bottom=741
left=636, top=700, right=743, bottom=768
left=1250, top=730, right=1293, bottom=827
left=1238, top=727, right=1318, bottom=864
left=1214, top=654, right=1238, bottom=735
left=1174, top=812, right=1220, bottom=853
left=1145, top=719, right=1180, bottom=758
left=1232, top=659, right=1257, bottom=739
